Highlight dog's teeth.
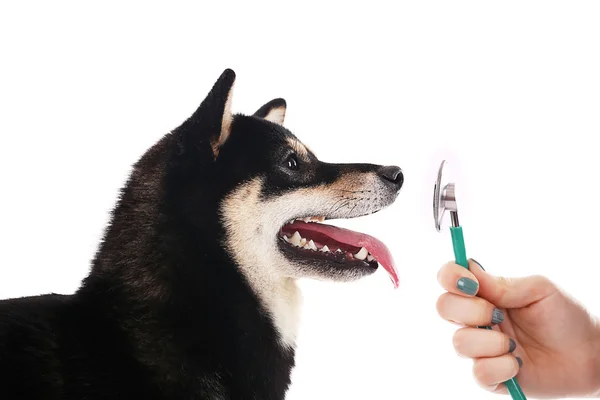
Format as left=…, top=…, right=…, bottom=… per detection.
left=336, top=248, right=343, bottom=253
left=320, top=245, right=330, bottom=252
left=303, top=217, right=311, bottom=222
left=354, top=247, right=368, bottom=260
left=300, top=237, right=307, bottom=247
left=367, top=254, right=375, bottom=262
left=308, top=240, right=317, bottom=250
left=283, top=235, right=290, bottom=243
left=303, top=243, right=311, bottom=249
left=316, top=216, right=325, bottom=222
left=290, top=231, right=301, bottom=246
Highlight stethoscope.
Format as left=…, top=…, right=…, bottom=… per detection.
left=433, top=160, right=527, bottom=400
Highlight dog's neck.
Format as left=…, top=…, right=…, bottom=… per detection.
left=238, top=266, right=303, bottom=350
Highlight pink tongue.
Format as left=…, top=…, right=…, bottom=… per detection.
left=288, top=221, right=399, bottom=288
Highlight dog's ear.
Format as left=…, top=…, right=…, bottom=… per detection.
left=253, top=98, right=286, bottom=125
left=178, top=69, right=235, bottom=160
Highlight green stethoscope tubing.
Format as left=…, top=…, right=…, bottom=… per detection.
left=450, top=226, right=527, bottom=400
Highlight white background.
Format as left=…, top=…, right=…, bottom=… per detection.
left=1, top=2, right=599, bottom=399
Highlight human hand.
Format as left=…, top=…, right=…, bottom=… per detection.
left=436, top=259, right=600, bottom=399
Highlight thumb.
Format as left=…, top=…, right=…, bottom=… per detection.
left=468, top=259, right=558, bottom=308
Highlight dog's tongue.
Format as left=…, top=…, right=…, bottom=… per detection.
left=295, top=222, right=399, bottom=288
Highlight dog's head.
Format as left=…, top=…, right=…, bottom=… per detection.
left=154, top=69, right=403, bottom=289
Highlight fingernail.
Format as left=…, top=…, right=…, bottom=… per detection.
left=516, top=357, right=523, bottom=368
left=491, top=308, right=504, bottom=324
left=509, top=338, right=517, bottom=353
left=456, top=277, right=478, bottom=296
left=471, top=258, right=485, bottom=271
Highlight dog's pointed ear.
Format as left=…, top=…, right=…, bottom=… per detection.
left=179, top=69, right=235, bottom=160
left=253, top=98, right=286, bottom=125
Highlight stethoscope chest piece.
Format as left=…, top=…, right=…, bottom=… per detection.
left=433, top=160, right=458, bottom=231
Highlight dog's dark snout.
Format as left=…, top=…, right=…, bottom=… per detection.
left=378, top=165, right=404, bottom=189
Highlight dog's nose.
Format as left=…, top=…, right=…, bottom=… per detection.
left=378, top=165, right=404, bottom=189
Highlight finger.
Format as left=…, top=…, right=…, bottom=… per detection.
left=453, top=327, right=516, bottom=358
left=436, top=292, right=504, bottom=326
left=468, top=259, right=559, bottom=308
left=437, top=261, right=480, bottom=297
left=478, top=379, right=509, bottom=395
left=473, top=354, right=522, bottom=387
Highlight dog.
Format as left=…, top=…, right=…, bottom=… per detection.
left=0, top=69, right=403, bottom=399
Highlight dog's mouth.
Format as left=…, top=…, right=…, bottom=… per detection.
left=278, top=217, right=399, bottom=288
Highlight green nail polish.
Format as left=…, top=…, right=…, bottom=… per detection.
left=456, top=277, right=478, bottom=296
left=516, top=356, right=523, bottom=368
left=491, top=308, right=504, bottom=324
left=509, top=338, right=517, bottom=353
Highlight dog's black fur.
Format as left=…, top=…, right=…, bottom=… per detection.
left=0, top=69, right=403, bottom=399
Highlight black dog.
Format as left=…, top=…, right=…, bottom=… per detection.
left=0, top=69, right=403, bottom=399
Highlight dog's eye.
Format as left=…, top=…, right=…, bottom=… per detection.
left=285, top=154, right=299, bottom=171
